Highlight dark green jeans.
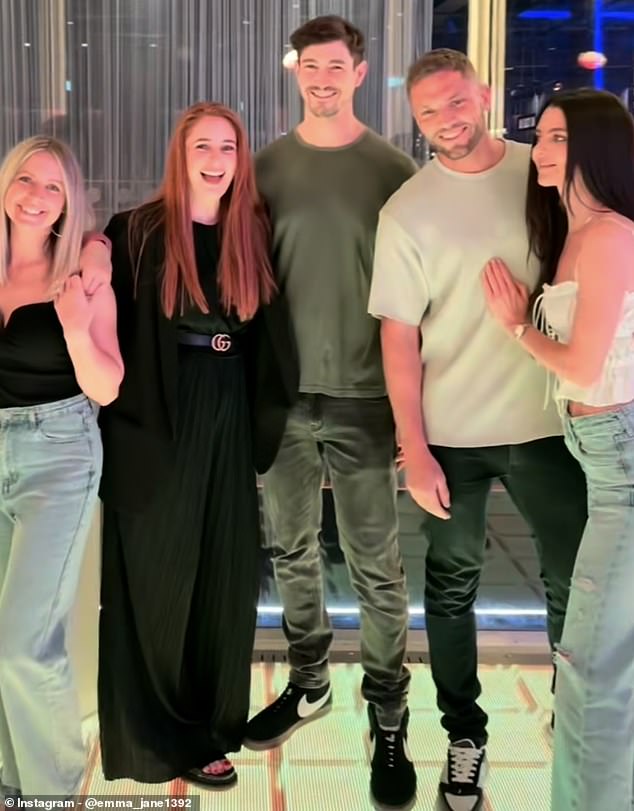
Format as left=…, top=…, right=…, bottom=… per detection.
left=425, top=437, right=587, bottom=746
left=262, top=394, right=410, bottom=727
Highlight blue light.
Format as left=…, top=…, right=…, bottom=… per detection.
left=517, top=1, right=634, bottom=93
left=518, top=10, right=572, bottom=20
left=594, top=0, right=604, bottom=89
left=602, top=11, right=634, bottom=20
left=257, top=606, right=548, bottom=617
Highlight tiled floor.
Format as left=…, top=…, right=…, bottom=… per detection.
left=84, top=662, right=555, bottom=811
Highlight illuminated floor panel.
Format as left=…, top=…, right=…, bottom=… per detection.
left=83, top=662, right=554, bottom=810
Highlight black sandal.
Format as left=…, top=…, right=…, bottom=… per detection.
left=183, top=756, right=237, bottom=789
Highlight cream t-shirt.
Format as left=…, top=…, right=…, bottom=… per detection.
left=368, top=140, right=562, bottom=448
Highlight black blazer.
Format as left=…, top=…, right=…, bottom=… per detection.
left=98, top=211, right=298, bottom=513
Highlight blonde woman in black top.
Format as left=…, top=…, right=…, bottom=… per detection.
left=0, top=135, right=122, bottom=798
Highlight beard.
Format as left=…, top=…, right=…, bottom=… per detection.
left=430, top=120, right=486, bottom=160
left=305, top=88, right=341, bottom=118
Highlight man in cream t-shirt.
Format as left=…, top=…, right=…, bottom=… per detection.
left=369, top=49, right=587, bottom=811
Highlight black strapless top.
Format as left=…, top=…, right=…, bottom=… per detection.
left=0, top=301, right=81, bottom=408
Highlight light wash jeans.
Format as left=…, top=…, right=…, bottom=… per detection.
left=0, top=394, right=101, bottom=796
left=552, top=401, right=634, bottom=811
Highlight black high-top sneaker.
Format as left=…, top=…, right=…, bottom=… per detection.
left=243, top=682, right=332, bottom=750
left=368, top=704, right=417, bottom=811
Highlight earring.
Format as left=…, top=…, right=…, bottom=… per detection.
left=51, top=211, right=65, bottom=238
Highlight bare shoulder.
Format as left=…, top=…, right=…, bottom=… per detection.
left=587, top=213, right=634, bottom=245
left=579, top=213, right=634, bottom=290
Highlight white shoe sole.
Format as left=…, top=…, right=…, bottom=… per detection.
left=439, top=756, right=488, bottom=811
left=242, top=702, right=332, bottom=751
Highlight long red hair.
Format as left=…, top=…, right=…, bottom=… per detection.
left=130, top=102, right=275, bottom=320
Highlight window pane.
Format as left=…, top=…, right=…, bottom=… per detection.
left=505, top=0, right=634, bottom=142
left=433, top=0, right=468, bottom=50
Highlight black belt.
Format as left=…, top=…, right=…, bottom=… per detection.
left=176, top=331, right=242, bottom=355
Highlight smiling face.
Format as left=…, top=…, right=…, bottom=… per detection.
left=295, top=40, right=367, bottom=119
left=185, top=115, right=238, bottom=209
left=410, top=69, right=489, bottom=162
left=532, top=105, right=568, bottom=192
left=4, top=150, right=66, bottom=232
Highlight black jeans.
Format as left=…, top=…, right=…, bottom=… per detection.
left=262, top=394, right=410, bottom=727
left=424, top=437, right=587, bottom=745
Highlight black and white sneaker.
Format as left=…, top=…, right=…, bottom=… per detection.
left=439, top=739, right=488, bottom=811
left=243, top=682, right=332, bottom=750
left=368, top=705, right=417, bottom=811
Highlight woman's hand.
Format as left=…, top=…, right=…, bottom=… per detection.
left=79, top=235, right=112, bottom=295
left=482, top=257, right=530, bottom=333
left=54, top=274, right=93, bottom=335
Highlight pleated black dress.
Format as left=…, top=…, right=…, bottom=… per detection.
left=98, top=222, right=260, bottom=782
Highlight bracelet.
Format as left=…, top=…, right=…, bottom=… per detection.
left=513, top=323, right=529, bottom=340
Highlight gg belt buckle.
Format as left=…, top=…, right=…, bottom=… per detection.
left=210, top=333, right=231, bottom=352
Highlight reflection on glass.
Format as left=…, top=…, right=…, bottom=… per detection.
left=258, top=485, right=548, bottom=630
left=506, top=0, right=634, bottom=142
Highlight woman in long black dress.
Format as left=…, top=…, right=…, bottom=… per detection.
left=98, top=102, right=296, bottom=788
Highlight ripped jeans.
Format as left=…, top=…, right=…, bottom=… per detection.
left=552, top=402, right=634, bottom=811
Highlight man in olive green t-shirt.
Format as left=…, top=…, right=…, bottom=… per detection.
left=243, top=15, right=417, bottom=811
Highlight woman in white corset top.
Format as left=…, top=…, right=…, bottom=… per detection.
left=482, top=88, right=634, bottom=811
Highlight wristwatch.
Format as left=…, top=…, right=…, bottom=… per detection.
left=513, top=323, right=529, bottom=340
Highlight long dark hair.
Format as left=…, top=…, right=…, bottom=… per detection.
left=527, top=88, right=634, bottom=299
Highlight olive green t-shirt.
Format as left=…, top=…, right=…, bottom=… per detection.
left=256, top=129, right=417, bottom=397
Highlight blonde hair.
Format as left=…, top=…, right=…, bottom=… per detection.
left=0, top=136, right=94, bottom=290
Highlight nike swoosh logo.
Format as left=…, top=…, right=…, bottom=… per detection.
left=297, top=688, right=331, bottom=719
